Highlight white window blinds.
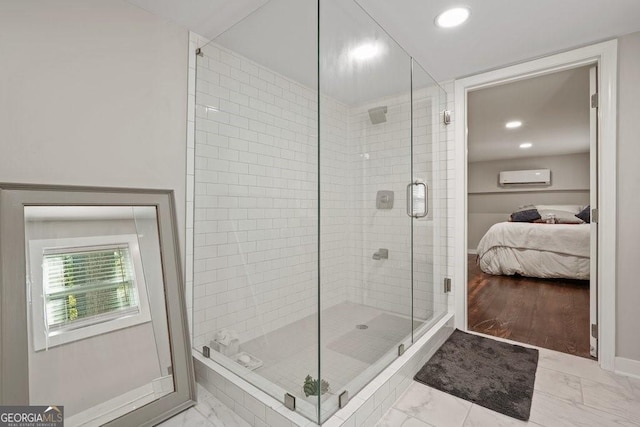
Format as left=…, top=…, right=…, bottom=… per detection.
left=42, top=244, right=139, bottom=331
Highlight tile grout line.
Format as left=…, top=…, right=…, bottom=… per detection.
left=460, top=403, right=473, bottom=427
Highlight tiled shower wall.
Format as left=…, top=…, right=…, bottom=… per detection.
left=346, top=89, right=447, bottom=320
left=191, top=41, right=451, bottom=349
left=192, top=42, right=351, bottom=349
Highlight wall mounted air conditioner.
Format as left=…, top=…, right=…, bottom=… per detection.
left=499, top=169, right=551, bottom=185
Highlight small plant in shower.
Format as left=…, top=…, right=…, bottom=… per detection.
left=303, top=375, right=329, bottom=397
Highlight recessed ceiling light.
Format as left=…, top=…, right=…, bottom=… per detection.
left=505, top=120, right=522, bottom=129
left=519, top=142, right=532, bottom=149
left=435, top=7, right=471, bottom=28
left=350, top=42, right=380, bottom=61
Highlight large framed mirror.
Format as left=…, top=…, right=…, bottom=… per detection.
left=0, top=184, right=195, bottom=426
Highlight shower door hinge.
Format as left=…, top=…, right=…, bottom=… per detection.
left=284, top=393, right=296, bottom=411
left=592, top=208, right=598, bottom=223
left=443, top=110, right=452, bottom=125
left=591, top=93, right=599, bottom=109
left=398, top=344, right=405, bottom=356
left=339, top=391, right=349, bottom=408
left=444, top=277, right=452, bottom=293
left=591, top=323, right=598, bottom=339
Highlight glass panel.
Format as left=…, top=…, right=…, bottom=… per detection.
left=192, top=0, right=320, bottom=421
left=319, top=0, right=413, bottom=420
left=411, top=60, right=449, bottom=338
left=190, top=0, right=449, bottom=423
left=24, top=206, right=173, bottom=425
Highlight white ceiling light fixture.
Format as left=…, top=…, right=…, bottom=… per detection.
left=350, top=42, right=381, bottom=61
left=505, top=120, right=523, bottom=129
left=435, top=7, right=471, bottom=28
left=519, top=142, right=533, bottom=149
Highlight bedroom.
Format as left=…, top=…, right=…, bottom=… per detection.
left=466, top=65, right=595, bottom=359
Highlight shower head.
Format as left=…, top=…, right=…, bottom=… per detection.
left=368, top=106, right=387, bottom=124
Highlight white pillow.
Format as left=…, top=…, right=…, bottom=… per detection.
left=537, top=208, right=584, bottom=224
left=535, top=204, right=583, bottom=214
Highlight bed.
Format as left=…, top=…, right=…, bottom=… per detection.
left=476, top=205, right=591, bottom=280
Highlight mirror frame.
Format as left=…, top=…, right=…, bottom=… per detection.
left=0, top=183, right=196, bottom=426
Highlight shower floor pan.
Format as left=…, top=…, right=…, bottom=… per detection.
left=240, top=302, right=423, bottom=401
left=194, top=301, right=453, bottom=425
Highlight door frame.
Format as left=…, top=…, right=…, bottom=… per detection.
left=453, top=40, right=618, bottom=370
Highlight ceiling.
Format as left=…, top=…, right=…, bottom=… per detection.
left=211, top=0, right=439, bottom=104
left=467, top=66, right=591, bottom=162
left=125, top=0, right=640, bottom=84
left=355, top=0, right=640, bottom=81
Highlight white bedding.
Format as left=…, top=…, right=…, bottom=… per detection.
left=476, top=222, right=590, bottom=280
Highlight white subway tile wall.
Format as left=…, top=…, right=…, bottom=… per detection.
left=345, top=86, right=448, bottom=321
left=187, top=34, right=456, bottom=425
left=193, top=41, right=353, bottom=349
left=192, top=42, right=449, bottom=350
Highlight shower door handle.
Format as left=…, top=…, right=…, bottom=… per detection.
left=406, top=181, right=428, bottom=218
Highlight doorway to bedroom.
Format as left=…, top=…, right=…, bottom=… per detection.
left=465, top=65, right=597, bottom=359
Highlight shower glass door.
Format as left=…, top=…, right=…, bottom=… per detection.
left=411, top=61, right=449, bottom=340
left=318, top=1, right=447, bottom=421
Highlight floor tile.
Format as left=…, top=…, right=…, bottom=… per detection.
left=581, top=377, right=640, bottom=424
left=376, top=408, right=409, bottom=426
left=626, top=375, right=640, bottom=400
left=529, top=390, right=638, bottom=427
left=402, top=416, right=437, bottom=427
left=533, top=367, right=583, bottom=403
left=393, top=382, right=471, bottom=427
left=157, top=408, right=214, bottom=427
left=463, top=404, right=542, bottom=427
left=379, top=335, right=640, bottom=427
left=537, top=349, right=628, bottom=388
left=377, top=407, right=438, bottom=427
left=194, top=395, right=251, bottom=427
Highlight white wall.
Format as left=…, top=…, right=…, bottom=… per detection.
left=467, top=153, right=590, bottom=250
left=0, top=0, right=188, bottom=254
left=468, top=153, right=590, bottom=194
left=0, top=0, right=189, bottom=410
left=616, top=31, right=640, bottom=362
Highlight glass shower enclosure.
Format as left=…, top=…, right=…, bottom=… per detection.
left=191, top=0, right=449, bottom=422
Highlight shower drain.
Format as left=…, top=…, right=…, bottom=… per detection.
left=355, top=324, right=368, bottom=330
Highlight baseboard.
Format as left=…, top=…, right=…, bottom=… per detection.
left=614, top=356, right=640, bottom=380
left=467, top=249, right=477, bottom=255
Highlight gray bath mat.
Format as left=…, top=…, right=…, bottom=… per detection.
left=414, top=329, right=538, bottom=421
left=326, top=313, right=420, bottom=365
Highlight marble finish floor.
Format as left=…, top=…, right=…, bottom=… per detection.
left=377, top=334, right=640, bottom=427
left=157, top=384, right=250, bottom=427
left=159, top=334, right=640, bottom=427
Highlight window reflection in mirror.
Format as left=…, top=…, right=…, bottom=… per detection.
left=24, top=206, right=174, bottom=425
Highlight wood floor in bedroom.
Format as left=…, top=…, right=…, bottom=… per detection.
left=467, top=254, right=593, bottom=359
